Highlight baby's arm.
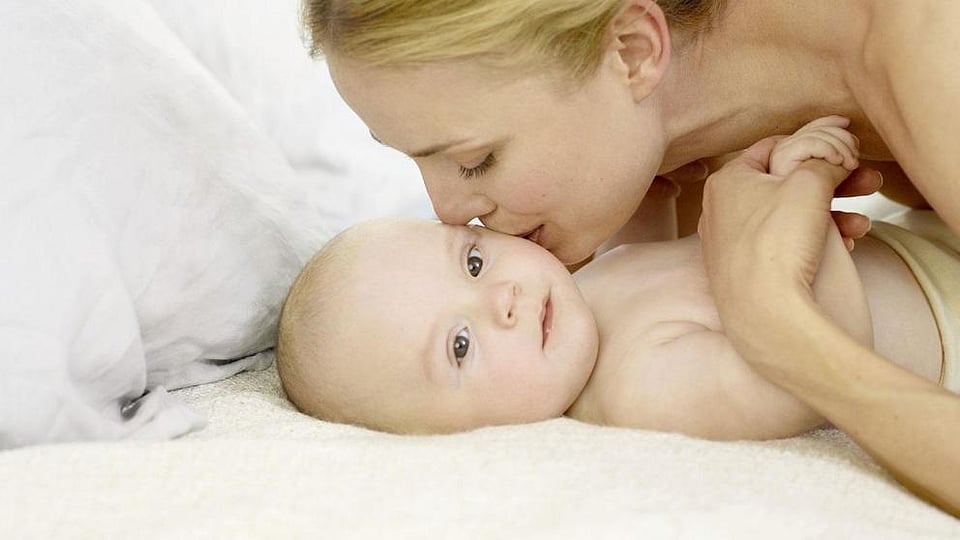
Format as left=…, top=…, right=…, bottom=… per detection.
left=596, top=119, right=873, bottom=440
left=770, top=116, right=874, bottom=348
left=600, top=325, right=826, bottom=440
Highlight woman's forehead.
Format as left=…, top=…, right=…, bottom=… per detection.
left=329, top=56, right=560, bottom=141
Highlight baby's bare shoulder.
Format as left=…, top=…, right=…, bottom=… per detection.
left=576, top=236, right=721, bottom=343
left=577, top=328, right=738, bottom=434
left=579, top=327, right=822, bottom=439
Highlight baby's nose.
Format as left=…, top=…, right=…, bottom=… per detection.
left=492, top=281, right=520, bottom=328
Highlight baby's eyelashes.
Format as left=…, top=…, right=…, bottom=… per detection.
left=452, top=327, right=471, bottom=366
left=466, top=246, right=483, bottom=277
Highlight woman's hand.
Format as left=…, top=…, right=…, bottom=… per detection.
left=698, top=136, right=960, bottom=517
left=698, top=136, right=865, bottom=335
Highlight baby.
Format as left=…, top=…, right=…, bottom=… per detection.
left=276, top=118, right=956, bottom=439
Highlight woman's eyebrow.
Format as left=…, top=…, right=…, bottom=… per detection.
left=368, top=130, right=472, bottom=158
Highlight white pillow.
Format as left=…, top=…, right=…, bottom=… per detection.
left=0, top=0, right=332, bottom=445
left=145, top=0, right=433, bottom=230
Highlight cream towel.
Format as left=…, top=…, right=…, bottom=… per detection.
left=2, top=364, right=958, bottom=538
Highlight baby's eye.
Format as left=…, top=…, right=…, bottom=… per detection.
left=452, top=328, right=471, bottom=364
left=466, top=246, right=483, bottom=277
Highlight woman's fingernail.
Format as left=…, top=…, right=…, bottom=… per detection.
left=844, top=237, right=855, bottom=251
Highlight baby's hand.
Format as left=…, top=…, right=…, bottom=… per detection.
left=769, top=116, right=860, bottom=177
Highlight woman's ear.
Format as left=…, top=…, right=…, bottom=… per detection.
left=606, top=0, right=672, bottom=101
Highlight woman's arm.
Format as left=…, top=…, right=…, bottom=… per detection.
left=757, top=299, right=960, bottom=514
left=698, top=138, right=960, bottom=516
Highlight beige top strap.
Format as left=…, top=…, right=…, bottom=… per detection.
left=868, top=211, right=960, bottom=392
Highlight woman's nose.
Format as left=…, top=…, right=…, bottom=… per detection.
left=491, top=281, right=520, bottom=328
left=423, top=175, right=496, bottom=225
left=432, top=193, right=495, bottom=226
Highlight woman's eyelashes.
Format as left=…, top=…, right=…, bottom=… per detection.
left=452, top=328, right=471, bottom=366
left=458, top=153, right=496, bottom=180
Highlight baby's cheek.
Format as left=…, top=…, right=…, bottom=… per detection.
left=486, top=344, right=541, bottom=383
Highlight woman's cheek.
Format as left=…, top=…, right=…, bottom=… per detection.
left=503, top=170, right=555, bottom=212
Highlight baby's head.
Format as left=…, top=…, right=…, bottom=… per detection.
left=276, top=218, right=599, bottom=433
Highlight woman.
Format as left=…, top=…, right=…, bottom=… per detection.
left=303, top=0, right=960, bottom=513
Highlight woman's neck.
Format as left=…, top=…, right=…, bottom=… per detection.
left=656, top=0, right=873, bottom=173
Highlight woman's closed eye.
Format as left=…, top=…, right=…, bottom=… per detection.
left=452, top=328, right=471, bottom=366
left=459, top=153, right=496, bottom=180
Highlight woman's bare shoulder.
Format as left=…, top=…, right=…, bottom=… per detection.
left=860, top=0, right=960, bottom=232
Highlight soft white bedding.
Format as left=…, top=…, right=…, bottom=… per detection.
left=2, top=0, right=957, bottom=536
left=4, top=362, right=958, bottom=538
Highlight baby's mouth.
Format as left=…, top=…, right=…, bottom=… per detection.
left=541, top=294, right=553, bottom=349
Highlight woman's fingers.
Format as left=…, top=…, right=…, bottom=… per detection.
left=834, top=167, right=883, bottom=197
left=832, top=210, right=872, bottom=242
left=783, top=154, right=856, bottom=204
left=733, top=136, right=783, bottom=174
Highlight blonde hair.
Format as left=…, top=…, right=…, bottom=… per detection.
left=303, top=0, right=723, bottom=82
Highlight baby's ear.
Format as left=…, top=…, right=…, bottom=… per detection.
left=605, top=0, right=672, bottom=101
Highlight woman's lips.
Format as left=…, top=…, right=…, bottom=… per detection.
left=541, top=295, right=553, bottom=349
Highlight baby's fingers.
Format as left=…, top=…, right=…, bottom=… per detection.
left=771, top=135, right=853, bottom=176
left=792, top=128, right=860, bottom=169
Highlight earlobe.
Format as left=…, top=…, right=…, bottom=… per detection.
left=608, top=0, right=672, bottom=101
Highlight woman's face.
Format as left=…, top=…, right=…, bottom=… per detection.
left=327, top=55, right=667, bottom=264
